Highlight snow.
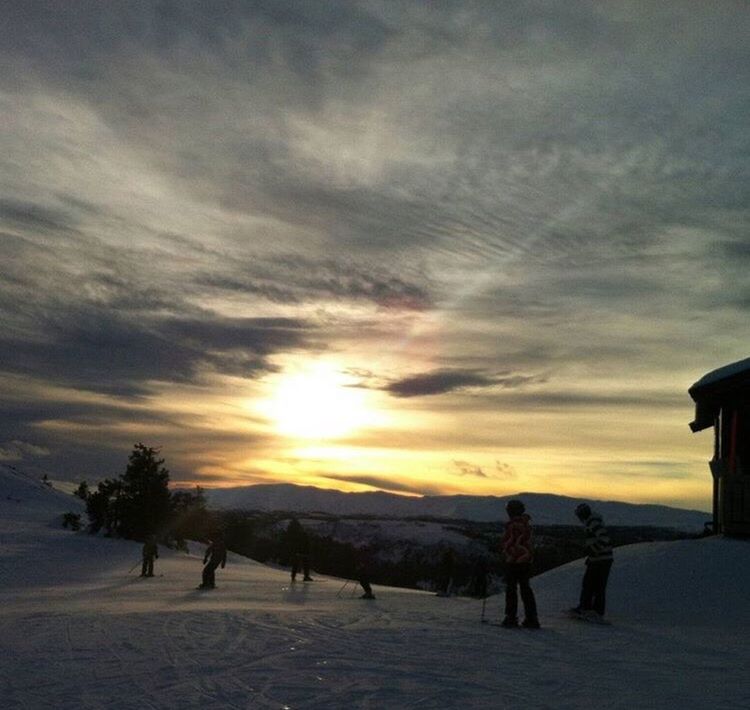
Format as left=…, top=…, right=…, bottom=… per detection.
left=690, top=356, right=750, bottom=392
left=2, top=468, right=749, bottom=709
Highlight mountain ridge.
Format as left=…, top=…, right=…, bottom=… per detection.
left=205, top=482, right=710, bottom=530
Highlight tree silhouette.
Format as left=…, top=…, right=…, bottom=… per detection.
left=85, top=477, right=122, bottom=535
left=74, top=480, right=89, bottom=501
left=117, top=443, right=171, bottom=540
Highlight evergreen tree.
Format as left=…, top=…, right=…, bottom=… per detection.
left=74, top=480, right=89, bottom=501
left=85, top=478, right=122, bottom=534
left=170, top=486, right=211, bottom=548
left=117, top=443, right=171, bottom=540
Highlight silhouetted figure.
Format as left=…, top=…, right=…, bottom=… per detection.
left=356, top=548, right=375, bottom=599
left=436, top=548, right=455, bottom=597
left=286, top=518, right=313, bottom=582
left=141, top=536, right=158, bottom=577
left=570, top=503, right=613, bottom=621
left=500, top=499, right=539, bottom=628
left=199, top=536, right=227, bottom=589
left=469, top=558, right=489, bottom=599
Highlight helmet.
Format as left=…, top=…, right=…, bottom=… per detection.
left=506, top=499, right=525, bottom=516
left=575, top=503, right=591, bottom=520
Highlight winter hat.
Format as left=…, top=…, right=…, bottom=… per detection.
left=506, top=499, right=525, bottom=516
left=575, top=503, right=591, bottom=520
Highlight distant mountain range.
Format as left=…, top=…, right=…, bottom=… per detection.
left=205, top=483, right=711, bottom=531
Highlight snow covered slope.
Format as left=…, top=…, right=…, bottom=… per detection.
left=1, top=467, right=748, bottom=709
left=206, top=483, right=710, bottom=530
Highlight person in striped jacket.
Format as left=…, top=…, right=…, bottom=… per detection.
left=500, top=499, right=540, bottom=628
left=571, top=503, right=613, bottom=620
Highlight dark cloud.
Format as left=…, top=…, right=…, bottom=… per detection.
left=0, top=199, right=74, bottom=233
left=0, top=308, right=312, bottom=396
left=321, top=473, right=440, bottom=497
left=453, top=460, right=487, bottom=478
left=385, top=369, right=539, bottom=398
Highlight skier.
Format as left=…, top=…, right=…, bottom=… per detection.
left=570, top=503, right=613, bottom=622
left=500, top=499, right=540, bottom=628
left=469, top=557, right=489, bottom=599
left=436, top=548, right=455, bottom=597
left=199, top=534, right=227, bottom=589
left=355, top=548, right=376, bottom=599
left=286, top=518, right=313, bottom=582
left=141, top=535, right=158, bottom=578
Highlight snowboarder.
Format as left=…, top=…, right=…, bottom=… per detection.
left=286, top=518, right=313, bottom=582
left=570, top=503, right=613, bottom=622
left=500, top=499, right=540, bottom=628
left=199, top=535, right=227, bottom=589
left=141, top=536, right=158, bottom=578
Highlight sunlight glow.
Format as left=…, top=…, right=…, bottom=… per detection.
left=259, top=362, right=382, bottom=440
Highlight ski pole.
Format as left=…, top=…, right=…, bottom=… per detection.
left=127, top=559, right=142, bottom=575
left=480, top=596, right=487, bottom=623
left=336, top=580, right=351, bottom=598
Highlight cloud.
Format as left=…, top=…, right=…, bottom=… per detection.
left=0, top=304, right=312, bottom=396
left=495, top=461, right=517, bottom=479
left=197, top=256, right=432, bottom=310
left=321, top=473, right=440, bottom=496
left=0, top=440, right=50, bottom=462
left=385, top=369, right=540, bottom=398
left=453, top=460, right=487, bottom=478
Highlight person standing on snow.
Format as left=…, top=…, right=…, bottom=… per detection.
left=286, top=517, right=313, bottom=582
left=500, top=499, right=540, bottom=628
left=199, top=534, right=227, bottom=589
left=141, top=535, right=159, bottom=578
left=355, top=547, right=376, bottom=600
left=570, top=503, right=613, bottom=621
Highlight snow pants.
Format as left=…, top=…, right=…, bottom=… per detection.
left=504, top=562, right=538, bottom=622
left=291, top=553, right=311, bottom=581
left=580, top=559, right=613, bottom=615
left=202, top=559, right=220, bottom=588
left=359, top=571, right=373, bottom=597
left=141, top=556, right=155, bottom=577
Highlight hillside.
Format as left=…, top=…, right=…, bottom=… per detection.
left=1, top=466, right=749, bottom=708
left=206, top=483, right=710, bottom=530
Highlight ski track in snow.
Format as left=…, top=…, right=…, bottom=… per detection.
left=1, top=481, right=750, bottom=709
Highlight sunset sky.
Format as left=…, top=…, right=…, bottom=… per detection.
left=2, top=1, right=748, bottom=510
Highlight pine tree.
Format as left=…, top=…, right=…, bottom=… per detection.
left=117, top=443, right=171, bottom=541
left=170, top=486, right=210, bottom=548
left=74, top=480, right=89, bottom=501
left=85, top=478, right=122, bottom=535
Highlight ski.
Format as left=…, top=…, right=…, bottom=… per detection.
left=565, top=609, right=611, bottom=625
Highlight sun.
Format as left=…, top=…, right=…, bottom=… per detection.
left=259, top=362, right=378, bottom=440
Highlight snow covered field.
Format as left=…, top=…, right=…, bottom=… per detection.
left=2, top=470, right=749, bottom=709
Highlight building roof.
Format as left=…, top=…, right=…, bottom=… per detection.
left=689, top=357, right=750, bottom=432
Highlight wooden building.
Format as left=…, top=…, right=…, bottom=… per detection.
left=689, top=358, right=750, bottom=535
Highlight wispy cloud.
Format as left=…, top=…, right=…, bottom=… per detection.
left=384, top=369, right=540, bottom=398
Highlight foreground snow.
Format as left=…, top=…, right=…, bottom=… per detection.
left=1, top=473, right=749, bottom=709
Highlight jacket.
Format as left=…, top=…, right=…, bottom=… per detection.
left=501, top=514, right=533, bottom=564
left=582, top=511, right=613, bottom=563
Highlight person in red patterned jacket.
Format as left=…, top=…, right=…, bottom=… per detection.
left=500, top=499, right=540, bottom=628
